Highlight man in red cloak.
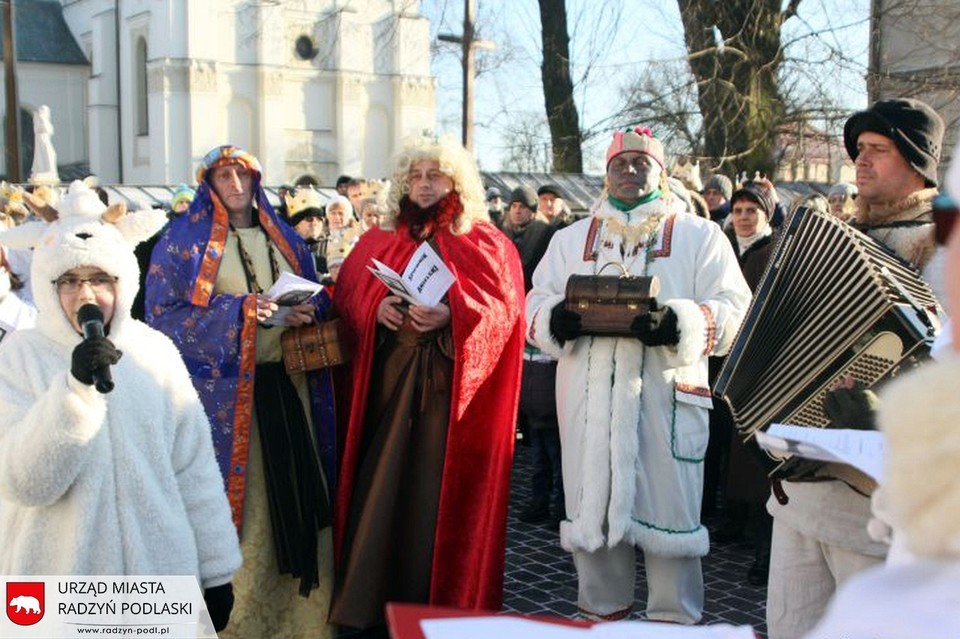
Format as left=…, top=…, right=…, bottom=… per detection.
left=330, top=136, right=525, bottom=636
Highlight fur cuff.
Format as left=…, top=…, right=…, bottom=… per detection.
left=559, top=518, right=606, bottom=553
left=662, top=299, right=706, bottom=367
left=561, top=517, right=710, bottom=558
left=624, top=521, right=709, bottom=558
left=528, top=293, right=568, bottom=360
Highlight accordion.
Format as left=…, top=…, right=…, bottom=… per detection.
left=714, top=207, right=940, bottom=477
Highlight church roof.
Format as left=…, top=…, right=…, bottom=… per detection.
left=0, top=0, right=88, bottom=66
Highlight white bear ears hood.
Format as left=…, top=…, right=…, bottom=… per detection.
left=0, top=180, right=168, bottom=346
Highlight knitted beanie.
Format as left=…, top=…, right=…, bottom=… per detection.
left=537, top=184, right=564, bottom=198
left=828, top=182, right=858, bottom=199
left=170, top=183, right=196, bottom=209
left=704, top=175, right=733, bottom=201
left=730, top=182, right=776, bottom=217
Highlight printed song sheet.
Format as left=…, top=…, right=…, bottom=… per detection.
left=756, top=423, right=886, bottom=482
left=261, top=271, right=324, bottom=326
left=368, top=242, right=455, bottom=307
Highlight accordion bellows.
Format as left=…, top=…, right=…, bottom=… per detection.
left=714, top=208, right=940, bottom=472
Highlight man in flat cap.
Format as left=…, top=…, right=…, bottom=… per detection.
left=765, top=97, right=946, bottom=639
left=526, top=127, right=750, bottom=624
left=538, top=184, right=574, bottom=229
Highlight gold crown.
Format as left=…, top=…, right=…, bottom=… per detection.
left=0, top=181, right=27, bottom=217
left=0, top=181, right=23, bottom=203
left=326, top=235, right=354, bottom=265
left=284, top=187, right=324, bottom=217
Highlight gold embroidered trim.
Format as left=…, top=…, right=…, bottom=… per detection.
left=602, top=213, right=665, bottom=247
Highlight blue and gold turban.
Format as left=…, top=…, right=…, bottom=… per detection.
left=196, top=145, right=263, bottom=184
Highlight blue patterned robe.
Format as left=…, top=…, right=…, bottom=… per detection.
left=145, top=181, right=336, bottom=530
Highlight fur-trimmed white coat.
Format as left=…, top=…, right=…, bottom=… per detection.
left=526, top=198, right=751, bottom=558
left=0, top=319, right=241, bottom=587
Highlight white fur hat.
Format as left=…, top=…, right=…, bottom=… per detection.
left=0, top=181, right=167, bottom=346
left=878, top=356, right=960, bottom=558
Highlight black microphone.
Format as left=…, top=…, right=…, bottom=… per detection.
left=77, top=304, right=114, bottom=394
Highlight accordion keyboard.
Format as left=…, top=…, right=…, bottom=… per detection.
left=767, top=332, right=904, bottom=459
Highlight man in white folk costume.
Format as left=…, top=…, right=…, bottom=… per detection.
left=526, top=127, right=751, bottom=624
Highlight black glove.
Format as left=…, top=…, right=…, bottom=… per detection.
left=70, top=337, right=122, bottom=386
left=631, top=305, right=680, bottom=347
left=549, top=301, right=582, bottom=345
left=204, top=583, right=234, bottom=632
left=822, top=380, right=878, bottom=430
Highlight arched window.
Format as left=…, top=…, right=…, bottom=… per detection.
left=135, top=37, right=148, bottom=136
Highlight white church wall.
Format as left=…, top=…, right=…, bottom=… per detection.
left=58, top=0, right=435, bottom=186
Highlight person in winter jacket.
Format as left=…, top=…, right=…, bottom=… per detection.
left=766, top=97, right=946, bottom=639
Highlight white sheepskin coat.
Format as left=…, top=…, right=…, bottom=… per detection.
left=526, top=198, right=751, bottom=558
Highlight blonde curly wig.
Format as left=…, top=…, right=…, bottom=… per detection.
left=382, top=134, right=488, bottom=235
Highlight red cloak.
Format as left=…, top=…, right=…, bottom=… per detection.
left=332, top=219, right=525, bottom=611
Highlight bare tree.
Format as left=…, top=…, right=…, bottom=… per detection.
left=537, top=0, right=582, bottom=172
left=500, top=112, right=553, bottom=173
left=673, top=0, right=798, bottom=176
left=619, top=58, right=704, bottom=160
left=617, top=0, right=883, bottom=178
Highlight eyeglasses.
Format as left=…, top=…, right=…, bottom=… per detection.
left=932, top=194, right=958, bottom=246
left=52, top=273, right=118, bottom=294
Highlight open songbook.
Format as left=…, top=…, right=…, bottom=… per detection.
left=367, top=242, right=455, bottom=307
left=755, top=424, right=886, bottom=482
left=261, top=271, right=324, bottom=326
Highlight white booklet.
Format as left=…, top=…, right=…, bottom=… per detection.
left=367, top=242, right=455, bottom=307
left=261, top=271, right=324, bottom=326
left=755, top=423, right=887, bottom=482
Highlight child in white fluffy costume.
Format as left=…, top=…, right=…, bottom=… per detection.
left=0, top=181, right=241, bottom=631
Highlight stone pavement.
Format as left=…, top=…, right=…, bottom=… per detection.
left=502, top=444, right=769, bottom=636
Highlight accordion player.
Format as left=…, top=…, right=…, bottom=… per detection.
left=714, top=206, right=942, bottom=482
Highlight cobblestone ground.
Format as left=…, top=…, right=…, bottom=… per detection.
left=503, top=444, right=768, bottom=636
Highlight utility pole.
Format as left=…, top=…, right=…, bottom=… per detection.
left=3, top=0, right=21, bottom=181
left=867, top=0, right=881, bottom=103
left=437, top=0, right=494, bottom=152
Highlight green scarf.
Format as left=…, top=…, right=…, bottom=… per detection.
left=608, top=189, right=661, bottom=211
